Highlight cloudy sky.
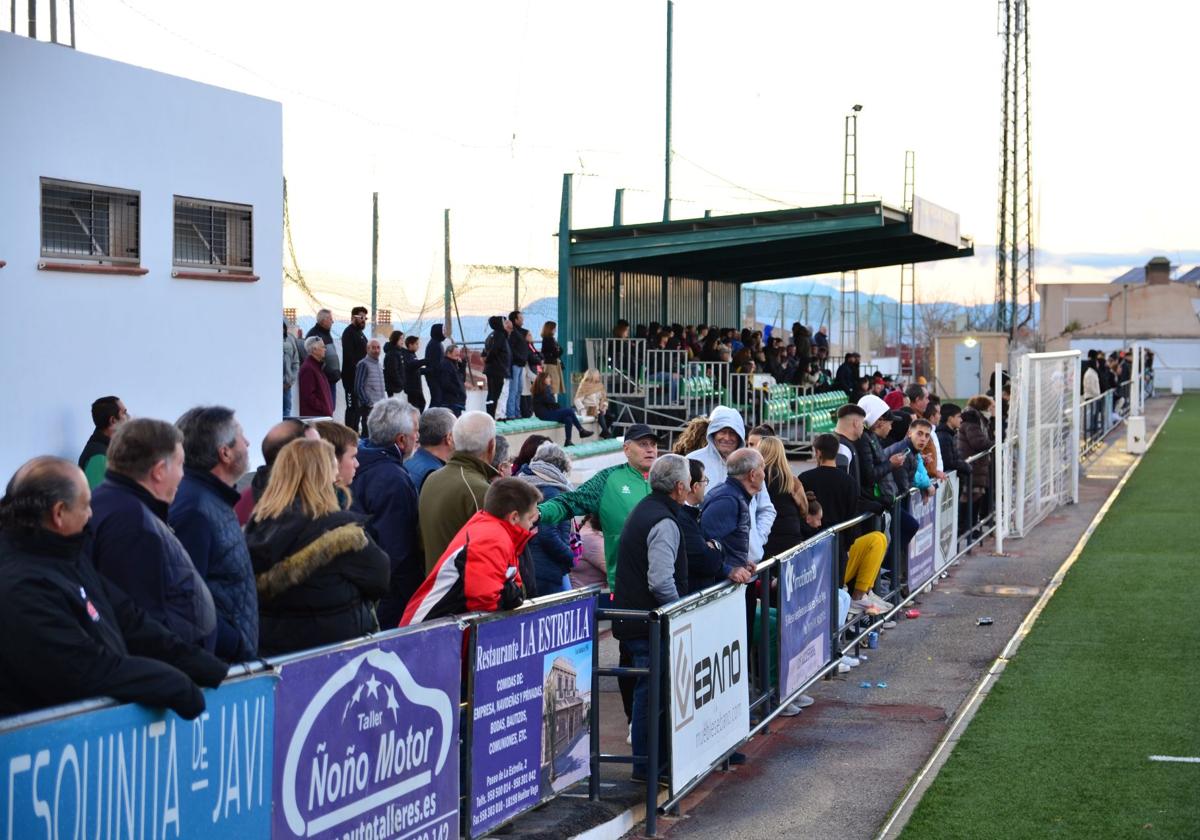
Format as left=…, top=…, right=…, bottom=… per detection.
left=31, top=0, right=1200, bottom=313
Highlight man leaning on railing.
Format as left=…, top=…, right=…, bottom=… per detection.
left=0, top=457, right=228, bottom=720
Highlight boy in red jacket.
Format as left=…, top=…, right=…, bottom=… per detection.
left=401, top=478, right=541, bottom=625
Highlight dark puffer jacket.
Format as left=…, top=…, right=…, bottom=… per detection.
left=383, top=341, right=404, bottom=395
left=90, top=472, right=216, bottom=648
left=169, top=469, right=258, bottom=662
left=956, top=409, right=993, bottom=492
left=246, top=508, right=390, bottom=657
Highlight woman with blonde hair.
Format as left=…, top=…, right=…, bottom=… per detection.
left=574, top=368, right=614, bottom=438
left=245, top=438, right=390, bottom=656
left=754, top=434, right=811, bottom=559
left=673, top=416, right=710, bottom=455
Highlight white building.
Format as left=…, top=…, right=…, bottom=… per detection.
left=0, top=33, right=282, bottom=479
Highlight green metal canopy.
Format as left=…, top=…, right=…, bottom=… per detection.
left=566, top=200, right=973, bottom=283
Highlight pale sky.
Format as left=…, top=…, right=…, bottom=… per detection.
left=32, top=0, right=1200, bottom=314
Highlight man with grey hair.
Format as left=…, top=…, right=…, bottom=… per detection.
left=418, top=411, right=499, bottom=571
left=0, top=457, right=229, bottom=718
left=305, top=308, right=341, bottom=407
left=351, top=397, right=422, bottom=626
left=299, top=335, right=334, bottom=417
left=354, top=338, right=387, bottom=432
left=403, top=407, right=456, bottom=493
left=700, top=447, right=762, bottom=581
left=612, top=453, right=690, bottom=782
left=169, top=407, right=257, bottom=662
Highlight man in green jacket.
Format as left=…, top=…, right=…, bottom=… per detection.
left=537, top=424, right=660, bottom=590
left=418, top=411, right=500, bottom=571
left=77, top=396, right=128, bottom=489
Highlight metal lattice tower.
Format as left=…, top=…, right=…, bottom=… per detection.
left=899, top=150, right=917, bottom=377
left=840, top=107, right=861, bottom=357
left=995, top=0, right=1035, bottom=337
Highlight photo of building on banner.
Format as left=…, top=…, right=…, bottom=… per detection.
left=271, top=624, right=461, bottom=840
left=934, top=472, right=960, bottom=573
left=668, top=586, right=750, bottom=794
left=469, top=595, right=595, bottom=837
left=778, top=536, right=834, bottom=700
left=907, top=489, right=938, bottom=590
left=0, top=676, right=276, bottom=839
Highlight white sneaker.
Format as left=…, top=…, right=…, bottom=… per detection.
left=626, top=723, right=632, bottom=745
left=837, top=660, right=851, bottom=674
left=880, top=619, right=898, bottom=630
left=866, top=592, right=891, bottom=612
left=780, top=701, right=803, bottom=716
left=842, top=655, right=861, bottom=668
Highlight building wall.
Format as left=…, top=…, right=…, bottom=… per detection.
left=1039, top=281, right=1200, bottom=342
left=0, top=34, right=282, bottom=479
left=932, top=333, right=1009, bottom=399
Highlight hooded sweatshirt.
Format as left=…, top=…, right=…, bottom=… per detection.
left=689, top=405, right=776, bottom=564
left=424, top=323, right=446, bottom=405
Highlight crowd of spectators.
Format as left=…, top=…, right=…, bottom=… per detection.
left=2, top=310, right=1006, bottom=796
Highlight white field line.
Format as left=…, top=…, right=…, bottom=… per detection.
left=1149, top=755, right=1200, bottom=764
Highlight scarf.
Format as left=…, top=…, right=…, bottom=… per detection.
left=517, top=460, right=574, bottom=494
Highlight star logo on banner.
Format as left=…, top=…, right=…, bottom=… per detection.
left=341, top=683, right=366, bottom=722
left=365, top=674, right=381, bottom=699
left=384, top=684, right=400, bottom=723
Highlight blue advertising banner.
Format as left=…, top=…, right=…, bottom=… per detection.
left=468, top=595, right=595, bottom=837
left=0, top=675, right=276, bottom=840
left=777, top=536, right=834, bottom=699
left=907, top=489, right=938, bottom=589
left=271, top=625, right=462, bottom=840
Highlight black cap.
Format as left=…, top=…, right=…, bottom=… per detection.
left=623, top=423, right=658, bottom=443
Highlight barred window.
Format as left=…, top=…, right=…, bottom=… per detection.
left=40, top=178, right=140, bottom=264
left=173, top=197, right=253, bottom=272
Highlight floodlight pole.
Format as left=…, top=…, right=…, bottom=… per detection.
left=370, top=192, right=378, bottom=332
left=663, top=0, right=673, bottom=222
left=993, top=361, right=1005, bottom=554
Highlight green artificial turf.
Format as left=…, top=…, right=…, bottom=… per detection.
left=900, top=394, right=1200, bottom=839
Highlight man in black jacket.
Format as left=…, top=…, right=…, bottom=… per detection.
left=341, top=306, right=370, bottom=434
left=425, top=324, right=446, bottom=408
left=482, top=316, right=512, bottom=418
left=888, top=384, right=929, bottom=444
left=399, top=335, right=425, bottom=409
left=0, top=457, right=227, bottom=719
left=507, top=310, right=531, bottom=419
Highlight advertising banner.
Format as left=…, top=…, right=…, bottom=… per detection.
left=934, top=472, right=960, bottom=573
left=777, top=536, right=834, bottom=699
left=667, top=586, right=750, bottom=794
left=907, top=488, right=938, bottom=589
left=0, top=675, right=276, bottom=839
left=272, top=625, right=461, bottom=840
left=468, top=595, right=595, bottom=837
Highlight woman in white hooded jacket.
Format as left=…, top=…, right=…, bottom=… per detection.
left=686, top=406, right=776, bottom=564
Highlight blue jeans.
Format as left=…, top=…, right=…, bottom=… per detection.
left=538, top=407, right=584, bottom=442
left=506, top=365, right=524, bottom=418
left=283, top=386, right=293, bottom=417
left=625, top=637, right=670, bottom=778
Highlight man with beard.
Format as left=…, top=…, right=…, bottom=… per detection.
left=170, top=407, right=258, bottom=662
left=341, top=306, right=370, bottom=433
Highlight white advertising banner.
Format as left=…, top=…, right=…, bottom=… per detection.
left=934, top=472, right=961, bottom=572
left=667, top=586, right=750, bottom=793
left=912, top=195, right=961, bottom=247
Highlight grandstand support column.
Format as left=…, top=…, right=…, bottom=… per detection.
left=558, top=173, right=574, bottom=390
left=994, top=361, right=1005, bottom=553
left=370, top=192, right=378, bottom=327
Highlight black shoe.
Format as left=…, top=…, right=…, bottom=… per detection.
left=631, top=769, right=671, bottom=785
left=727, top=751, right=747, bottom=766
left=580, top=429, right=594, bottom=438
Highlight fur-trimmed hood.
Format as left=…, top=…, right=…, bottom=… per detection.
left=245, top=509, right=371, bottom=599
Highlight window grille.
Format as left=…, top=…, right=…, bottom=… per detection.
left=40, top=178, right=140, bottom=264
left=284, top=308, right=298, bottom=324
left=173, top=197, right=253, bottom=272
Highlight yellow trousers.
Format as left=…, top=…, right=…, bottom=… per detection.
left=844, top=531, right=887, bottom=594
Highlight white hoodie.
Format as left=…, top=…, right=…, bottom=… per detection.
left=689, top=405, right=776, bottom=564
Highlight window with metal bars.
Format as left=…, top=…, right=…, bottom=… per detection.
left=40, top=178, right=140, bottom=264
left=173, top=196, right=253, bottom=272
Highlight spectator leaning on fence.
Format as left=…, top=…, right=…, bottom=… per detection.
left=350, top=398, right=423, bottom=626
left=247, top=439, right=391, bottom=656
left=404, top=407, right=456, bottom=493
left=699, top=448, right=761, bottom=585
left=419, top=411, right=501, bottom=571
left=90, top=418, right=217, bottom=648
left=170, top=406, right=258, bottom=663
left=679, top=459, right=725, bottom=593
left=611, top=454, right=691, bottom=783
left=78, top=395, right=129, bottom=489
left=401, top=477, right=540, bottom=625
left=0, top=457, right=228, bottom=719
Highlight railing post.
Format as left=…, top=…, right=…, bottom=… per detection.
left=758, top=564, right=772, bottom=730
left=589, top=614, right=601, bottom=801
left=646, top=615, right=662, bottom=837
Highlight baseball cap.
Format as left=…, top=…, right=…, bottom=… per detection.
left=623, top=423, right=658, bottom=443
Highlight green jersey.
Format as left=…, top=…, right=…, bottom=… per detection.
left=538, top=462, right=650, bottom=589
